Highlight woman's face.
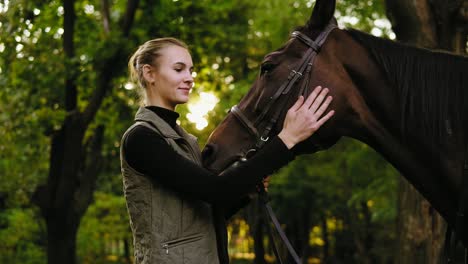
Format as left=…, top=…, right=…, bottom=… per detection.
left=146, top=45, right=194, bottom=109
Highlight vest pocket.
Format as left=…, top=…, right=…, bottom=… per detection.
left=161, top=234, right=203, bottom=255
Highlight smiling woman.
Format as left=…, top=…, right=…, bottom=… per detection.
left=120, top=36, right=334, bottom=264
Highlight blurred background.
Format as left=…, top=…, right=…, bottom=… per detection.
left=0, top=0, right=467, bottom=263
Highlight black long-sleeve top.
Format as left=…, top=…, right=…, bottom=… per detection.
left=123, top=106, right=295, bottom=205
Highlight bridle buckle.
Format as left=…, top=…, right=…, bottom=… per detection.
left=292, top=70, right=303, bottom=77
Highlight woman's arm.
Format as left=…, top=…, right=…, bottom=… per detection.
left=124, top=127, right=292, bottom=205
left=124, top=86, right=334, bottom=204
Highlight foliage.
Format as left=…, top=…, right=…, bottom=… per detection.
left=268, top=138, right=398, bottom=262
left=0, top=0, right=401, bottom=262
left=0, top=208, right=45, bottom=264
left=77, top=192, right=130, bottom=263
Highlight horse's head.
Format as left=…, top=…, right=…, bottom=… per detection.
left=203, top=0, right=391, bottom=173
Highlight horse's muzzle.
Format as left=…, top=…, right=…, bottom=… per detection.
left=201, top=143, right=218, bottom=168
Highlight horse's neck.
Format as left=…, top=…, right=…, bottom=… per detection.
left=339, top=59, right=459, bottom=223
left=342, top=28, right=467, bottom=241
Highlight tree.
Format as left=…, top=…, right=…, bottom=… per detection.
left=29, top=1, right=139, bottom=263
left=384, top=1, right=468, bottom=263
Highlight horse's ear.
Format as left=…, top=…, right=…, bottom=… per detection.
left=307, top=0, right=336, bottom=30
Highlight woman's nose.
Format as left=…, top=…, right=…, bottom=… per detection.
left=185, top=72, right=194, bottom=84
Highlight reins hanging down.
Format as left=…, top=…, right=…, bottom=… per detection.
left=228, top=20, right=337, bottom=263
left=259, top=190, right=302, bottom=264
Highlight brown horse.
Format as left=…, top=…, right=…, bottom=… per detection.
left=203, top=0, right=468, bottom=249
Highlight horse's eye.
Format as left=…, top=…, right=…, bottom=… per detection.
left=260, top=62, right=276, bottom=75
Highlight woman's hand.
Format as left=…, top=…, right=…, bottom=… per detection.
left=248, top=176, right=271, bottom=199
left=278, top=86, right=334, bottom=149
left=256, top=175, right=271, bottom=193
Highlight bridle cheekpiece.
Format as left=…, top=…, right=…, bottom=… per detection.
left=229, top=21, right=337, bottom=163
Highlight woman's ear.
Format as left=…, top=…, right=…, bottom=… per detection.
left=142, top=64, right=155, bottom=85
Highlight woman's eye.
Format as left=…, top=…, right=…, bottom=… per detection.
left=260, top=62, right=275, bottom=75
left=175, top=68, right=183, bottom=72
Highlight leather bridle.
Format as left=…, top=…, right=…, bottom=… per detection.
left=225, top=20, right=338, bottom=264
left=230, top=20, right=337, bottom=161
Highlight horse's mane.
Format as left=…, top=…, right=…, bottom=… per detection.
left=345, top=29, right=468, bottom=143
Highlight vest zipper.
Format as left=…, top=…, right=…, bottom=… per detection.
left=162, top=243, right=170, bottom=254
left=161, top=234, right=203, bottom=255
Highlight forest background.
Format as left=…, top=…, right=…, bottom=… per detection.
left=1, top=0, right=467, bottom=263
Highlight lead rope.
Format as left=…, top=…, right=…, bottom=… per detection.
left=260, top=195, right=284, bottom=264
left=228, top=20, right=337, bottom=263
left=259, top=190, right=302, bottom=264
left=253, top=22, right=337, bottom=263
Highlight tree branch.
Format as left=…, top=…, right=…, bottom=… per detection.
left=428, top=0, right=465, bottom=50
left=101, top=0, right=111, bottom=34
left=460, top=1, right=468, bottom=22
left=82, top=0, right=139, bottom=126
left=63, top=0, right=77, bottom=111
left=75, top=125, right=105, bottom=217
left=384, top=0, right=437, bottom=47
left=82, top=56, right=119, bottom=126
left=122, top=0, right=140, bottom=37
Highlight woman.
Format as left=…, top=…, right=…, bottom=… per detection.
left=121, top=37, right=334, bottom=264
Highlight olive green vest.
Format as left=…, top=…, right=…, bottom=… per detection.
left=120, top=107, right=219, bottom=264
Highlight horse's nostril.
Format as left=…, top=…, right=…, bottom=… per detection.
left=202, top=143, right=217, bottom=167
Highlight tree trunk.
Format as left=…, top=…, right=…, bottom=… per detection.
left=385, top=1, right=468, bottom=263
left=300, top=207, right=311, bottom=264
left=349, top=203, right=373, bottom=264
left=253, top=199, right=267, bottom=264
left=253, top=218, right=266, bottom=264
left=244, top=198, right=267, bottom=264
left=361, top=201, right=375, bottom=263
left=30, top=0, right=139, bottom=262
left=287, top=212, right=301, bottom=264
left=47, top=211, right=80, bottom=264
left=124, top=238, right=131, bottom=263
left=321, top=215, right=329, bottom=262
left=396, top=178, right=446, bottom=264
left=34, top=118, right=105, bottom=264
left=41, top=116, right=86, bottom=264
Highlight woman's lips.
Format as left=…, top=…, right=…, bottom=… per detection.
left=178, top=87, right=191, bottom=93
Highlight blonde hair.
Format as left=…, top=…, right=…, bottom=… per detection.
left=128, top=37, right=189, bottom=105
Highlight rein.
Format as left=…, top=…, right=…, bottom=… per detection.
left=231, top=21, right=337, bottom=152
left=228, top=20, right=337, bottom=263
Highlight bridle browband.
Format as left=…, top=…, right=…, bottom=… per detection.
left=230, top=20, right=337, bottom=156
left=226, top=20, right=337, bottom=264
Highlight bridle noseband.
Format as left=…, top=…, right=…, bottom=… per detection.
left=229, top=21, right=337, bottom=162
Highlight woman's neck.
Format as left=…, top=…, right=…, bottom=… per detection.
left=145, top=101, right=175, bottom=111
left=145, top=105, right=179, bottom=128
